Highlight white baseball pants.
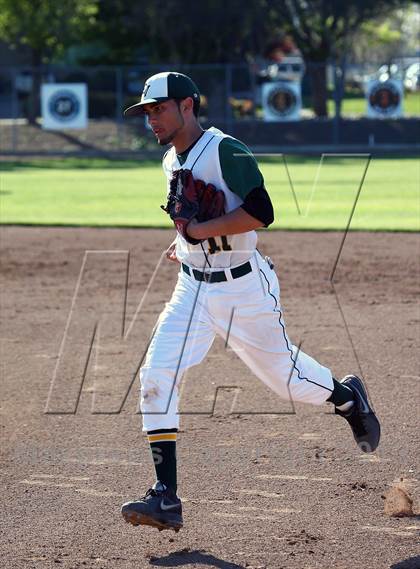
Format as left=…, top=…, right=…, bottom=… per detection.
left=140, top=253, right=334, bottom=431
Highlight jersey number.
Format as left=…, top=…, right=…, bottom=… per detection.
left=207, top=236, right=232, bottom=254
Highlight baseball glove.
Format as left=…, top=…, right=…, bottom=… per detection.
left=196, top=180, right=225, bottom=222
left=161, top=169, right=225, bottom=244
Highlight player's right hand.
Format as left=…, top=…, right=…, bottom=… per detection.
left=165, top=242, right=179, bottom=263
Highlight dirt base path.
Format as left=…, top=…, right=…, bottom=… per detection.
left=1, top=227, right=419, bottom=569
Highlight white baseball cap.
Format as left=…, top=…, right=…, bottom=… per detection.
left=124, top=71, right=200, bottom=116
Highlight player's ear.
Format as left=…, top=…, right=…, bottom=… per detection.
left=182, top=97, right=193, bottom=113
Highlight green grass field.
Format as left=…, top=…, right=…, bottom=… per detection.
left=0, top=156, right=419, bottom=231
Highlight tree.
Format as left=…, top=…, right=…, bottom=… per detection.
left=133, top=0, right=274, bottom=64
left=2, top=0, right=414, bottom=119
left=349, top=5, right=420, bottom=64
left=0, top=0, right=98, bottom=121
left=271, top=0, right=413, bottom=116
left=76, top=0, right=148, bottom=65
left=126, top=0, right=414, bottom=116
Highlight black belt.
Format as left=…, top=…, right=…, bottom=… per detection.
left=182, top=261, right=252, bottom=283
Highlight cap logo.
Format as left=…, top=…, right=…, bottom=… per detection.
left=142, top=83, right=151, bottom=99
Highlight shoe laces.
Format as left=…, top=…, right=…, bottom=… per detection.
left=142, top=487, right=159, bottom=499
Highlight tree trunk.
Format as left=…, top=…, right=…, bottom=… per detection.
left=308, top=63, right=328, bottom=118
left=28, top=49, right=42, bottom=125
left=334, top=58, right=347, bottom=119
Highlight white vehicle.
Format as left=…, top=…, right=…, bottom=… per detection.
left=404, top=62, right=419, bottom=92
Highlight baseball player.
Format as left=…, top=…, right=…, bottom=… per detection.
left=121, top=72, right=380, bottom=532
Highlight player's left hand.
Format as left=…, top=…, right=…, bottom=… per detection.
left=161, top=169, right=226, bottom=245
left=161, top=169, right=202, bottom=245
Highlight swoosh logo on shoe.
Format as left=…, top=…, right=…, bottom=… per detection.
left=160, top=499, right=179, bottom=511
left=351, top=383, right=370, bottom=413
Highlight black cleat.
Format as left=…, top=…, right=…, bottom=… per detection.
left=335, top=375, right=381, bottom=453
left=121, top=481, right=183, bottom=532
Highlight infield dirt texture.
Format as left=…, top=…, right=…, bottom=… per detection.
left=1, top=226, right=419, bottom=569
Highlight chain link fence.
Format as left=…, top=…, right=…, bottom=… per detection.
left=0, top=61, right=418, bottom=154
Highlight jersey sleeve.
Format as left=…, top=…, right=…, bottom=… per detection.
left=218, top=137, right=264, bottom=201
left=241, top=186, right=274, bottom=227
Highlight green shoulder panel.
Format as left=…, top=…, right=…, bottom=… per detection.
left=218, top=137, right=263, bottom=200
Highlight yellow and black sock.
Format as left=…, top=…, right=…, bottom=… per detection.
left=147, top=428, right=178, bottom=492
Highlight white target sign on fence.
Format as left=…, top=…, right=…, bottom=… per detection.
left=366, top=79, right=403, bottom=118
left=262, top=81, right=301, bottom=121
left=41, top=83, right=88, bottom=129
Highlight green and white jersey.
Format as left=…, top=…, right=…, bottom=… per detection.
left=162, top=127, right=263, bottom=269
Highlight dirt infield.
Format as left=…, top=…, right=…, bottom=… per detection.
left=1, top=227, right=419, bottom=569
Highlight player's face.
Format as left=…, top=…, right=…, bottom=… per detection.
left=143, top=100, right=185, bottom=145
